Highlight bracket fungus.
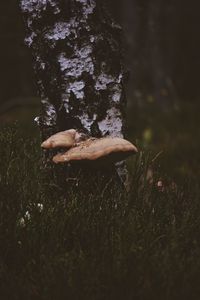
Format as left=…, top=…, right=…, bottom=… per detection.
left=41, top=129, right=77, bottom=149
left=51, top=136, right=138, bottom=166
left=41, top=130, right=138, bottom=167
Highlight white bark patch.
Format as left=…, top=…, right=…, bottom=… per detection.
left=90, top=35, right=95, bottom=43
left=80, top=113, right=94, bottom=132
left=60, top=94, right=70, bottom=113
left=45, top=21, right=77, bottom=42
left=43, top=101, right=57, bottom=126
left=25, top=32, right=37, bottom=47
left=76, top=0, right=96, bottom=17
left=20, top=0, right=60, bottom=15
left=36, top=56, right=46, bottom=70
left=58, top=45, right=94, bottom=77
left=21, top=0, right=61, bottom=42
left=98, top=108, right=123, bottom=138
left=95, top=73, right=115, bottom=90
left=95, top=73, right=123, bottom=105
left=68, top=81, right=85, bottom=99
left=20, top=0, right=47, bottom=14
left=111, top=85, right=122, bottom=103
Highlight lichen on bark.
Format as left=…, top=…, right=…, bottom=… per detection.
left=20, top=0, right=127, bottom=181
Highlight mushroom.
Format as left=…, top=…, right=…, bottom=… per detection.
left=52, top=137, right=138, bottom=165
left=41, top=129, right=77, bottom=149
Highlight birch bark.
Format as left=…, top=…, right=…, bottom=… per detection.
left=20, top=0, right=127, bottom=182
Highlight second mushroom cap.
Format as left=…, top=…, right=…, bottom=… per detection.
left=41, top=129, right=77, bottom=149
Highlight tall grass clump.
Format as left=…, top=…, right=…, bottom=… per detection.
left=0, top=125, right=200, bottom=300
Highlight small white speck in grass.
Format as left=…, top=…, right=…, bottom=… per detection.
left=25, top=211, right=31, bottom=220
left=19, top=217, right=25, bottom=228
left=18, top=211, right=31, bottom=227
left=37, top=203, right=44, bottom=212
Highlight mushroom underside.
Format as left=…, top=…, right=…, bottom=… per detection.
left=53, top=139, right=137, bottom=165
left=55, top=154, right=132, bottom=167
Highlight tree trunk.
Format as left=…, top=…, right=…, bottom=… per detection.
left=19, top=0, right=127, bottom=185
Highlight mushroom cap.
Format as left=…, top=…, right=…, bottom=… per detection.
left=41, top=129, right=76, bottom=149
left=52, top=137, right=138, bottom=165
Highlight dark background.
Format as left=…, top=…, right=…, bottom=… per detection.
left=1, top=0, right=200, bottom=112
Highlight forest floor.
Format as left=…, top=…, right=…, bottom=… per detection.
left=0, top=101, right=199, bottom=300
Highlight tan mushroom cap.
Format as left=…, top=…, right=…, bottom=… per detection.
left=53, top=137, right=138, bottom=165
left=41, top=129, right=76, bottom=149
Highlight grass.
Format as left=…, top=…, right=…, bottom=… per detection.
left=0, top=124, right=200, bottom=300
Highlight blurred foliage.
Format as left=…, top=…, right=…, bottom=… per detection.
left=128, top=99, right=200, bottom=181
